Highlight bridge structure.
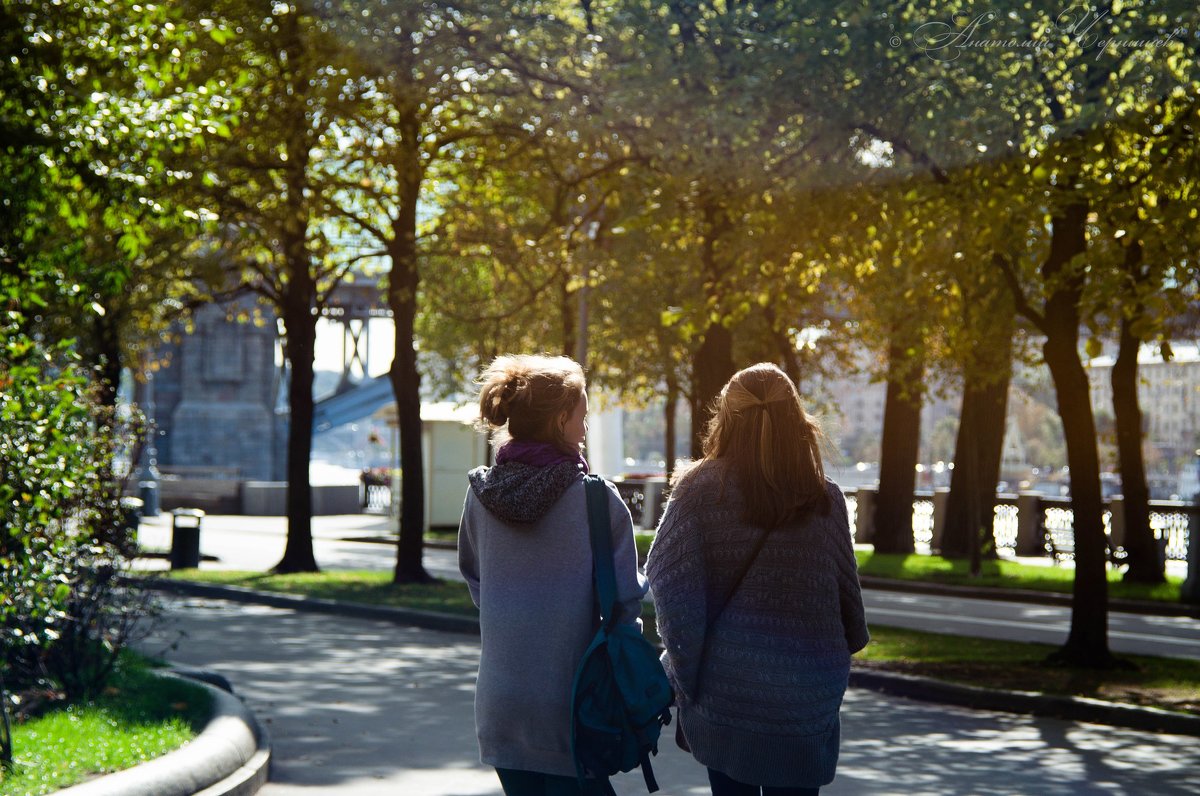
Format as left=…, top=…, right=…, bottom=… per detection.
left=317, top=278, right=393, bottom=396
left=309, top=277, right=398, bottom=433
left=141, top=279, right=403, bottom=509
left=138, top=276, right=629, bottom=517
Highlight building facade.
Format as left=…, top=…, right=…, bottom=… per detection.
left=1086, top=344, right=1200, bottom=466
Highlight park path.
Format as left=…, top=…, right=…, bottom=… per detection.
left=135, top=513, right=1200, bottom=661
left=143, top=596, right=1200, bottom=796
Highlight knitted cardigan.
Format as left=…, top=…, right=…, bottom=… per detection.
left=645, top=462, right=869, bottom=789
left=458, top=469, right=646, bottom=777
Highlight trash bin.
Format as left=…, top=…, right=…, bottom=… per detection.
left=170, top=508, right=205, bottom=570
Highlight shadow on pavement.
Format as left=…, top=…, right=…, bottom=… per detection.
left=145, top=600, right=494, bottom=793
left=836, top=689, right=1199, bottom=795
left=143, top=598, right=1200, bottom=796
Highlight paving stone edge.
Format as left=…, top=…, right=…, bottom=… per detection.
left=142, top=578, right=1200, bottom=738
left=54, top=669, right=271, bottom=796
left=848, top=669, right=1200, bottom=737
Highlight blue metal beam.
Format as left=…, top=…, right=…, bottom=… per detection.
left=312, top=375, right=395, bottom=434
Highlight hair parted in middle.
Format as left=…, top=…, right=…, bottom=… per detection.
left=692, top=362, right=831, bottom=528
left=476, top=354, right=586, bottom=454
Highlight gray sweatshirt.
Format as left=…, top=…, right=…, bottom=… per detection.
left=646, top=462, right=869, bottom=789
left=458, top=462, right=647, bottom=777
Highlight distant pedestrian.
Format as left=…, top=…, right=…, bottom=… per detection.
left=458, top=354, right=647, bottom=796
left=646, top=363, right=869, bottom=796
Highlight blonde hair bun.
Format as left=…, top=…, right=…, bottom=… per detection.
left=477, top=354, right=586, bottom=450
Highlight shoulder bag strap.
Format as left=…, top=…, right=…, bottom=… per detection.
left=705, top=525, right=772, bottom=634
left=584, top=474, right=619, bottom=629
left=691, top=525, right=772, bottom=700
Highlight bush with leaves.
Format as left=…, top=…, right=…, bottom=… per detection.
left=1, top=317, right=158, bottom=766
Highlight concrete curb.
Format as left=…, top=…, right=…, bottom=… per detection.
left=858, top=575, right=1200, bottom=619
left=141, top=578, right=1200, bottom=738
left=55, top=670, right=271, bottom=796
left=849, top=668, right=1200, bottom=737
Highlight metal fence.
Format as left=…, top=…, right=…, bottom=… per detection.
left=1153, top=506, right=1193, bottom=561
left=362, top=483, right=391, bottom=514
left=908, top=491, right=1192, bottom=562
left=1031, top=494, right=1192, bottom=563
left=610, top=479, right=1193, bottom=565
left=992, top=499, right=1020, bottom=553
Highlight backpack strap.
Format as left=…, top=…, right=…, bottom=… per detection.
left=640, top=748, right=659, bottom=792
left=584, top=474, right=619, bottom=629
left=582, top=476, right=628, bottom=796
left=581, top=475, right=661, bottom=796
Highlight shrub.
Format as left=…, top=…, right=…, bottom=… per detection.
left=1, top=321, right=157, bottom=765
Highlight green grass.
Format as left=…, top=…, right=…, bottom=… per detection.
left=634, top=531, right=655, bottom=561
left=854, top=551, right=1185, bottom=603
left=0, top=656, right=212, bottom=796
left=161, top=569, right=481, bottom=616
left=858, top=624, right=1200, bottom=716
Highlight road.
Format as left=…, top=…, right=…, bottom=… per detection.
left=134, top=513, right=1200, bottom=661
left=143, top=596, right=1200, bottom=796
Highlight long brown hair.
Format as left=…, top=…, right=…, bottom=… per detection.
left=476, top=354, right=586, bottom=454
left=692, top=363, right=830, bottom=528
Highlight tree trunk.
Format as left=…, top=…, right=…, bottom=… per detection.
left=941, top=325, right=1013, bottom=559
left=664, top=372, right=678, bottom=482
left=873, top=339, right=923, bottom=554
left=1040, top=202, right=1113, bottom=666
left=271, top=79, right=319, bottom=573
left=690, top=321, right=734, bottom=456
left=88, top=309, right=124, bottom=510
left=1044, top=334, right=1112, bottom=664
left=91, top=310, right=123, bottom=412
left=386, top=107, right=433, bottom=584
left=764, top=305, right=801, bottom=385
left=561, top=271, right=576, bottom=360
left=941, top=371, right=1011, bottom=558
left=690, top=198, right=734, bottom=456
left=273, top=255, right=320, bottom=574
left=1113, top=312, right=1162, bottom=583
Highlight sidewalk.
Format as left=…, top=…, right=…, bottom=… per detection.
left=131, top=512, right=1200, bottom=663
left=142, top=594, right=1200, bottom=796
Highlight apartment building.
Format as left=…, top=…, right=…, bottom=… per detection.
left=1086, top=343, right=1200, bottom=463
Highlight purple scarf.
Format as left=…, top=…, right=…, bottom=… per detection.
left=496, top=439, right=589, bottom=474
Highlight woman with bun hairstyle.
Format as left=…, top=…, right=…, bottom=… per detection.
left=646, top=363, right=869, bottom=796
left=458, top=354, right=647, bottom=796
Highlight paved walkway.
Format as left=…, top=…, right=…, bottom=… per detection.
left=134, top=514, right=1200, bottom=660
left=144, top=596, right=1200, bottom=796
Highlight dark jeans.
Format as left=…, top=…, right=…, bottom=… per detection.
left=708, top=767, right=820, bottom=796
left=495, top=767, right=607, bottom=796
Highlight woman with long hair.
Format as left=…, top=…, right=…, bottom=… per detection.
left=646, top=363, right=869, bottom=796
left=458, top=354, right=646, bottom=796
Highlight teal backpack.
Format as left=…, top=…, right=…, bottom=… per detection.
left=570, top=475, right=674, bottom=795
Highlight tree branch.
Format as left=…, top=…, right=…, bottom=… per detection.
left=852, top=122, right=950, bottom=184
left=994, top=252, right=1046, bottom=331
